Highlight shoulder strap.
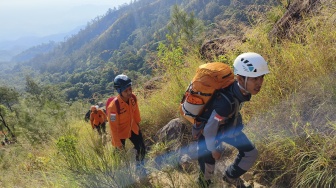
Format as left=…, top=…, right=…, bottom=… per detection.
left=114, top=94, right=137, bottom=114
left=219, top=92, right=233, bottom=112
left=114, top=98, right=121, bottom=114
left=232, top=98, right=239, bottom=127
left=218, top=92, right=240, bottom=125
left=196, top=90, right=230, bottom=123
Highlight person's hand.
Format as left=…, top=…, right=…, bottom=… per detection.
left=212, top=150, right=221, bottom=160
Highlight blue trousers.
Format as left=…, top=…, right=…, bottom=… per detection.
left=198, top=130, right=258, bottom=179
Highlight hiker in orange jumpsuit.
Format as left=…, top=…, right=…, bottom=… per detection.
left=106, top=74, right=146, bottom=174
left=90, top=105, right=107, bottom=136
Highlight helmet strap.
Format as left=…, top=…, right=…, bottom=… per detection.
left=237, top=77, right=250, bottom=95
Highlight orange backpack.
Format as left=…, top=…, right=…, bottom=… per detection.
left=179, top=62, right=234, bottom=124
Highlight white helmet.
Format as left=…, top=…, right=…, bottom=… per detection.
left=233, top=52, right=270, bottom=77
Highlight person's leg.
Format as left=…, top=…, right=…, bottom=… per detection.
left=96, top=125, right=102, bottom=136
left=120, top=139, right=126, bottom=147
left=221, top=131, right=258, bottom=179
left=100, top=122, right=106, bottom=145
left=101, top=122, right=107, bottom=134
left=129, top=131, right=147, bottom=177
left=128, top=130, right=146, bottom=163
left=197, top=134, right=215, bottom=187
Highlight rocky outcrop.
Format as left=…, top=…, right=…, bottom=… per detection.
left=268, top=0, right=322, bottom=42
left=150, top=118, right=197, bottom=171
left=199, top=36, right=245, bottom=61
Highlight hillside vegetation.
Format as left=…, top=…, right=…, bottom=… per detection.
left=0, top=0, right=335, bottom=188
left=0, top=0, right=278, bottom=100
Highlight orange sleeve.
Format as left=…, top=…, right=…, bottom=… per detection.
left=107, top=100, right=122, bottom=148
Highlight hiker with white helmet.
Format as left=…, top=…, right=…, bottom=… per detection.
left=106, top=74, right=147, bottom=176
left=196, top=52, right=270, bottom=188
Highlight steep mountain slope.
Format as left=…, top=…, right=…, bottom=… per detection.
left=3, top=0, right=279, bottom=99
left=14, top=0, right=277, bottom=73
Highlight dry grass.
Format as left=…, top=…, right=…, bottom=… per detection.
left=1, top=1, right=336, bottom=188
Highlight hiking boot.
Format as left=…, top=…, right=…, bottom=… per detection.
left=197, top=177, right=212, bottom=188
left=223, top=175, right=249, bottom=188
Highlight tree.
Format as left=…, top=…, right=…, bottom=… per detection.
left=0, top=86, right=19, bottom=139
left=0, top=86, right=19, bottom=112
left=0, top=105, right=15, bottom=139
left=167, top=5, right=204, bottom=48
left=25, top=76, right=43, bottom=103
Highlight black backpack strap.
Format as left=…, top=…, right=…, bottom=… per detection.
left=114, top=95, right=136, bottom=115
left=218, top=91, right=239, bottom=123
left=232, top=98, right=239, bottom=127
left=219, top=92, right=234, bottom=112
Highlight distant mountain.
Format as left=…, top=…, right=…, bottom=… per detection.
left=1, top=0, right=279, bottom=99
left=0, top=25, right=83, bottom=61
left=15, top=0, right=278, bottom=74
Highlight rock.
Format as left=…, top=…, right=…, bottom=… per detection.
left=268, top=0, right=321, bottom=42
left=152, top=118, right=198, bottom=170
left=200, top=36, right=244, bottom=61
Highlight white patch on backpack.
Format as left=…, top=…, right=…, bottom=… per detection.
left=110, top=113, right=116, bottom=122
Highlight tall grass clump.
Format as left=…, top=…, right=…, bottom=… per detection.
left=235, top=1, right=336, bottom=121
left=139, top=42, right=204, bottom=133
left=53, top=120, right=151, bottom=188
left=239, top=1, right=336, bottom=187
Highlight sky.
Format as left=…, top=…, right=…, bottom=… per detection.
left=0, top=0, right=130, bottom=41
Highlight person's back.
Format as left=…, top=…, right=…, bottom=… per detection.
left=90, top=108, right=106, bottom=126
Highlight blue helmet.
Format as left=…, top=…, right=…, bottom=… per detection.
left=114, top=74, right=132, bottom=94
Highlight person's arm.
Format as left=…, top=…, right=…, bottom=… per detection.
left=204, top=95, right=234, bottom=159
left=107, top=103, right=123, bottom=148
left=203, top=110, right=221, bottom=155
left=100, top=110, right=107, bottom=123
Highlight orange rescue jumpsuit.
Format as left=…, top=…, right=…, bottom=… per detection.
left=106, top=94, right=141, bottom=148
left=90, top=109, right=107, bottom=129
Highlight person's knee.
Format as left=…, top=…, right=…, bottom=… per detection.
left=238, top=148, right=258, bottom=171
